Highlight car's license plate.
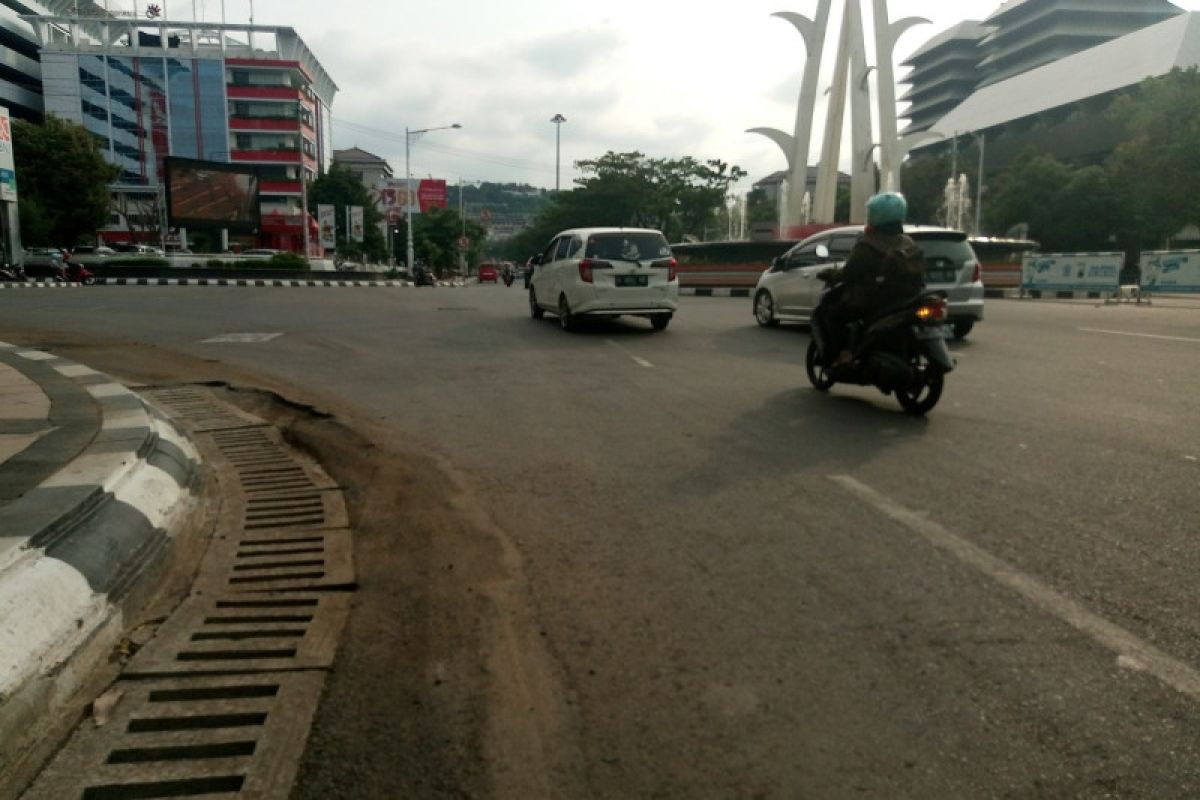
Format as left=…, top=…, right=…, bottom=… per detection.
left=926, top=269, right=957, bottom=284
left=616, top=275, right=648, bottom=287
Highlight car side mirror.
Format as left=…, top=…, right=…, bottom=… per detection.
left=531, top=255, right=543, bottom=266
left=815, top=244, right=830, bottom=260
left=771, top=256, right=783, bottom=270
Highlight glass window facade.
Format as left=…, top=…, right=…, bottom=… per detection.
left=64, top=54, right=228, bottom=182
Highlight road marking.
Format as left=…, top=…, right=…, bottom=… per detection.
left=200, top=333, right=283, bottom=344
left=830, top=475, right=1200, bottom=702
left=1080, top=328, right=1200, bottom=344
left=606, top=340, right=653, bottom=368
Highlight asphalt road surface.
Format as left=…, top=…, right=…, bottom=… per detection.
left=3, top=285, right=1199, bottom=798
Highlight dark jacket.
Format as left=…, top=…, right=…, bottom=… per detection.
left=840, top=228, right=922, bottom=312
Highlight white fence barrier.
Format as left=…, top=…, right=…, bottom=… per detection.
left=1021, top=252, right=1122, bottom=296
left=1140, top=250, right=1200, bottom=295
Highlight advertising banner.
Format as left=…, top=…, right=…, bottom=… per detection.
left=1021, top=253, right=1122, bottom=293
left=350, top=205, right=364, bottom=243
left=0, top=106, right=18, bottom=202
left=317, top=204, right=336, bottom=249
left=372, top=178, right=449, bottom=221
left=1140, top=251, right=1200, bottom=294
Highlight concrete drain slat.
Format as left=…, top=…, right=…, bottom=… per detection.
left=122, top=592, right=350, bottom=677
left=25, top=386, right=357, bottom=798
left=20, top=673, right=326, bottom=800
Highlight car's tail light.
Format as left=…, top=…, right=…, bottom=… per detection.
left=969, top=260, right=981, bottom=283
left=916, top=297, right=947, bottom=322
left=653, top=257, right=678, bottom=282
left=579, top=259, right=602, bottom=283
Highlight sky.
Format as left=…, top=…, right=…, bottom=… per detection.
left=158, top=0, right=1200, bottom=192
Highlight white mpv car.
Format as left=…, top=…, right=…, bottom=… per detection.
left=528, top=227, right=680, bottom=331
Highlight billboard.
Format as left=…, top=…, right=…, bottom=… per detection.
left=0, top=106, right=15, bottom=202
left=350, top=205, right=364, bottom=242
left=318, top=204, right=336, bottom=249
left=1140, top=251, right=1200, bottom=294
left=1022, top=253, right=1122, bottom=293
left=165, top=157, right=260, bottom=232
left=372, top=179, right=449, bottom=222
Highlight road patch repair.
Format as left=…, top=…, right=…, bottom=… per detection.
left=0, top=349, right=355, bottom=798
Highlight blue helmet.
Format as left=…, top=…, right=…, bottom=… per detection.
left=866, top=192, right=908, bottom=227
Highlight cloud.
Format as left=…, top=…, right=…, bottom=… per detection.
left=518, top=27, right=626, bottom=78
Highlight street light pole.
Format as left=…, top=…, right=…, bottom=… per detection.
left=405, top=123, right=462, bottom=277
left=550, top=113, right=566, bottom=191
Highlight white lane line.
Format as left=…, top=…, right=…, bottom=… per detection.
left=1080, top=327, right=1200, bottom=344
left=830, top=474, right=1200, bottom=702
left=606, top=340, right=653, bottom=369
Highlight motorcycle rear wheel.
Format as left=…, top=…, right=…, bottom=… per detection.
left=805, top=340, right=835, bottom=391
left=896, top=352, right=944, bottom=415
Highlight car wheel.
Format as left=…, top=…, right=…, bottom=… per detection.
left=650, top=314, right=671, bottom=331
left=952, top=319, right=975, bottom=339
left=754, top=290, right=779, bottom=327
left=529, top=288, right=544, bottom=319
left=558, top=295, right=575, bottom=331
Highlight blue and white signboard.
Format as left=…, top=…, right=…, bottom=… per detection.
left=1140, top=251, right=1200, bottom=294
left=1021, top=253, right=1122, bottom=293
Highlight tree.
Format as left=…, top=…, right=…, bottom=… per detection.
left=1107, top=68, right=1200, bottom=248
left=986, top=148, right=1075, bottom=247
left=901, top=153, right=953, bottom=227
left=746, top=187, right=777, bottom=226
left=308, top=163, right=387, bottom=262
left=13, top=116, right=119, bottom=246
left=412, top=205, right=487, bottom=273
left=497, top=150, right=747, bottom=258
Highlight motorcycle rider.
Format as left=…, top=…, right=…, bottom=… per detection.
left=823, top=192, right=924, bottom=365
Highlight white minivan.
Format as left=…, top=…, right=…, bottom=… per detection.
left=528, top=227, right=679, bottom=331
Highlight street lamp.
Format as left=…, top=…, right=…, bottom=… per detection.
left=550, top=113, right=566, bottom=191
left=406, top=123, right=462, bottom=277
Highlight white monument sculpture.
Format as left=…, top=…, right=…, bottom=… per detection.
left=750, top=0, right=938, bottom=228
left=747, top=1, right=832, bottom=233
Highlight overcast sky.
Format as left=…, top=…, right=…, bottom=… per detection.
left=175, top=0, right=1200, bottom=191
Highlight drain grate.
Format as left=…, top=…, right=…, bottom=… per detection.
left=25, top=386, right=357, bottom=799
left=141, top=388, right=265, bottom=432
left=21, top=673, right=326, bottom=800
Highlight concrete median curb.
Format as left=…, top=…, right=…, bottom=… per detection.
left=0, top=344, right=204, bottom=793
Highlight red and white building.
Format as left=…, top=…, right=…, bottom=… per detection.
left=22, top=14, right=336, bottom=252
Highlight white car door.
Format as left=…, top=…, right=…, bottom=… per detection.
left=775, top=242, right=821, bottom=317
left=532, top=237, right=562, bottom=309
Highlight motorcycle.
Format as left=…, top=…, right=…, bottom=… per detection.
left=65, top=261, right=96, bottom=285
left=502, top=268, right=514, bottom=287
left=807, top=280, right=955, bottom=415
left=0, top=263, right=29, bottom=283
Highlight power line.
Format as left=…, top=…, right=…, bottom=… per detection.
left=335, top=118, right=556, bottom=176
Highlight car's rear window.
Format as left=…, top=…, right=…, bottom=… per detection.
left=585, top=233, right=671, bottom=261
left=914, top=236, right=976, bottom=265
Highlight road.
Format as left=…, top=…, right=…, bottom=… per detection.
left=3, top=285, right=1199, bottom=798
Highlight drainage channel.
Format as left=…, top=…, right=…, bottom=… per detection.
left=23, top=386, right=355, bottom=800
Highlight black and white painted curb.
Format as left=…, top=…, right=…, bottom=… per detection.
left=0, top=342, right=201, bottom=760
left=0, top=276, right=477, bottom=289
left=680, top=287, right=753, bottom=298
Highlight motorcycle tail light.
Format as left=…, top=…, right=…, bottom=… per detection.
left=917, top=298, right=947, bottom=322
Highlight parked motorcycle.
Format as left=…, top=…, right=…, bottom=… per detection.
left=807, top=282, right=955, bottom=415
left=0, top=263, right=29, bottom=282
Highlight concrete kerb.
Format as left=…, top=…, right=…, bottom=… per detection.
left=0, top=342, right=204, bottom=794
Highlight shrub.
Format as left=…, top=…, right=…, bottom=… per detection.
left=190, top=262, right=202, bottom=269
left=267, top=252, right=309, bottom=269
left=206, top=259, right=226, bottom=268
left=105, top=257, right=169, bottom=267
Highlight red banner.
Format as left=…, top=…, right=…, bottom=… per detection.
left=417, top=179, right=447, bottom=212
